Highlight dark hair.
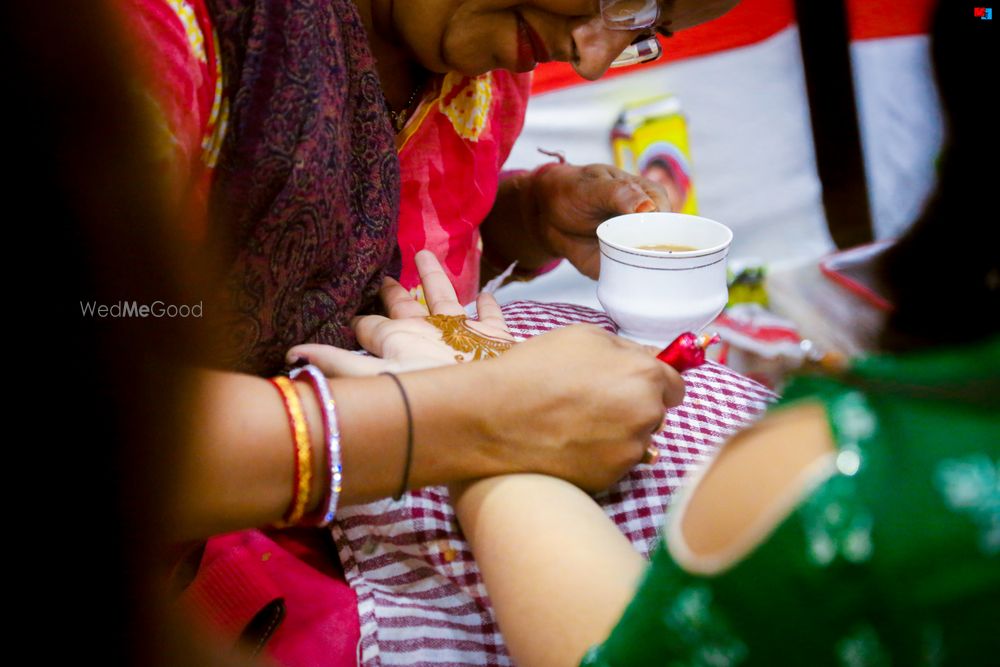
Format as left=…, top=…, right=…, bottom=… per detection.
left=877, top=1, right=999, bottom=352
left=6, top=4, right=216, bottom=664
left=643, top=157, right=676, bottom=176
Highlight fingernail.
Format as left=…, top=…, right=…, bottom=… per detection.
left=634, top=199, right=657, bottom=213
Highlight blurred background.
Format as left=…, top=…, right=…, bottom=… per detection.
left=496, top=0, right=943, bottom=383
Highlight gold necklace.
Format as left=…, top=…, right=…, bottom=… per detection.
left=387, top=84, right=424, bottom=132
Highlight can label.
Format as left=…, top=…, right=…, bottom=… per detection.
left=611, top=95, right=698, bottom=215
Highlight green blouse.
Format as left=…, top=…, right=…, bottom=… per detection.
left=582, top=337, right=1000, bottom=666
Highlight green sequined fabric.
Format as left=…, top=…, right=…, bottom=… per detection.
left=583, top=337, right=1000, bottom=666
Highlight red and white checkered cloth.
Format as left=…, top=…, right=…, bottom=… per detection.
left=332, top=301, right=777, bottom=666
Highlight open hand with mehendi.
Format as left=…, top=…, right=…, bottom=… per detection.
left=288, top=250, right=515, bottom=376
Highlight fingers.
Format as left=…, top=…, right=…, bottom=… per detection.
left=380, top=276, right=428, bottom=319
left=625, top=335, right=686, bottom=408
left=351, top=314, right=391, bottom=354
left=556, top=234, right=601, bottom=279
left=605, top=179, right=658, bottom=216
left=285, top=343, right=388, bottom=377
left=620, top=335, right=686, bottom=410
left=475, top=292, right=507, bottom=330
left=581, top=164, right=656, bottom=216
left=414, top=250, right=466, bottom=316
left=658, top=363, right=686, bottom=408
left=587, top=165, right=670, bottom=216
left=634, top=177, right=672, bottom=213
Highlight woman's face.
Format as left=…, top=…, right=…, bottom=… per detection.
left=389, top=1, right=739, bottom=80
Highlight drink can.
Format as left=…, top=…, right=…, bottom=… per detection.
left=611, top=95, right=698, bottom=215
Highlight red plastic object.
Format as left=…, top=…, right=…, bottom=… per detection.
left=657, top=332, right=721, bottom=373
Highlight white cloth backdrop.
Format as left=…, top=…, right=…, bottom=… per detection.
left=852, top=34, right=943, bottom=240
left=495, top=25, right=942, bottom=308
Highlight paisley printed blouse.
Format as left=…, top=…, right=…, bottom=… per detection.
left=123, top=0, right=401, bottom=374
left=122, top=0, right=532, bottom=373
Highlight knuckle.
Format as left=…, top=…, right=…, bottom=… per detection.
left=641, top=406, right=663, bottom=432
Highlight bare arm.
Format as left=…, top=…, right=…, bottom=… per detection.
left=451, top=403, right=835, bottom=667
left=173, top=366, right=512, bottom=539
left=480, top=171, right=555, bottom=279
left=452, top=474, right=646, bottom=667
left=169, top=322, right=683, bottom=541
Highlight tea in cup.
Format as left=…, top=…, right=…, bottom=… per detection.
left=596, top=212, right=732, bottom=345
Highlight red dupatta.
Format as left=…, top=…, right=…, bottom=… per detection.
left=395, top=71, right=532, bottom=305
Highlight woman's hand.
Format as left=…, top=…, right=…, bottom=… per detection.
left=479, top=323, right=685, bottom=492
left=287, top=250, right=514, bottom=376
left=531, top=162, right=672, bottom=279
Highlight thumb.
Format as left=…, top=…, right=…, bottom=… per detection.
left=658, top=363, right=686, bottom=408
left=605, top=180, right=657, bottom=215
left=286, top=344, right=388, bottom=377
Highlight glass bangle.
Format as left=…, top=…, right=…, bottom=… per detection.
left=269, top=376, right=313, bottom=527
left=290, top=364, right=343, bottom=527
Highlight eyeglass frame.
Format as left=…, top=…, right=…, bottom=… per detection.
left=599, top=0, right=673, bottom=68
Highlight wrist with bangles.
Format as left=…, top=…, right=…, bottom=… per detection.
left=290, top=364, right=343, bottom=525
left=268, top=364, right=424, bottom=518
left=268, top=376, right=314, bottom=527
left=268, top=309, right=517, bottom=517
left=268, top=366, right=343, bottom=528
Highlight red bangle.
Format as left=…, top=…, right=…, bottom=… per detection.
left=268, top=376, right=313, bottom=527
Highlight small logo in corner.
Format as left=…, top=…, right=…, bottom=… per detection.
left=973, top=7, right=992, bottom=20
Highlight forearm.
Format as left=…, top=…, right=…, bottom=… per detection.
left=172, top=370, right=301, bottom=539
left=452, top=474, right=646, bottom=667
left=333, top=364, right=517, bottom=503
left=170, top=323, right=683, bottom=540
left=480, top=170, right=556, bottom=277
left=170, top=364, right=515, bottom=540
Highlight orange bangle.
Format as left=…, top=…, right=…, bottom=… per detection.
left=269, top=376, right=312, bottom=527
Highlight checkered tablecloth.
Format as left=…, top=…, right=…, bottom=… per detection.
left=332, top=301, right=777, bottom=666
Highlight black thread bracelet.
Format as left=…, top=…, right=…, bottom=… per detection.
left=381, top=372, right=413, bottom=501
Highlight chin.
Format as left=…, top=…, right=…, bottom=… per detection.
left=440, top=37, right=511, bottom=78
left=443, top=58, right=501, bottom=78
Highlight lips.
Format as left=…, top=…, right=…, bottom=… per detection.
left=514, top=13, right=551, bottom=73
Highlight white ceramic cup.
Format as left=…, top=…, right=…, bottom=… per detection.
left=596, top=212, right=732, bottom=345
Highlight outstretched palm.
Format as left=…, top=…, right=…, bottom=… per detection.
left=287, top=251, right=514, bottom=376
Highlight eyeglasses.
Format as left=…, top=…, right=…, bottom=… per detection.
left=601, top=0, right=661, bottom=29
left=600, top=0, right=670, bottom=68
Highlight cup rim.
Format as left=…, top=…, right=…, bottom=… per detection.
left=597, top=212, right=733, bottom=259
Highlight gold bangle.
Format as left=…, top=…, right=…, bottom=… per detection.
left=270, top=376, right=312, bottom=527
left=425, top=314, right=514, bottom=361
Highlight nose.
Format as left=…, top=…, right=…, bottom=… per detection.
left=569, top=16, right=639, bottom=81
